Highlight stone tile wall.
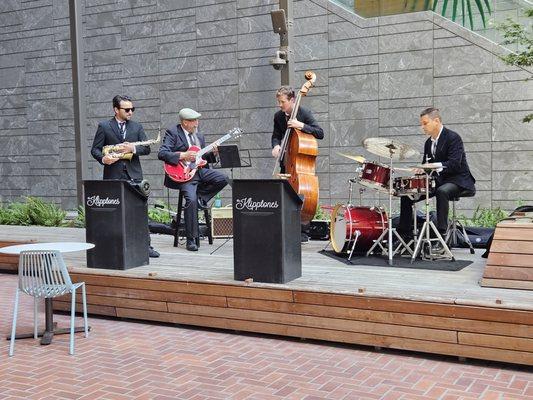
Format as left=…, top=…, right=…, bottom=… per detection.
left=0, top=0, right=531, bottom=215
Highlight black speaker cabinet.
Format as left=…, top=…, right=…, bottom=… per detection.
left=84, top=180, right=149, bottom=270
left=233, top=179, right=302, bottom=284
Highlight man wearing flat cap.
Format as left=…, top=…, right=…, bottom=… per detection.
left=158, top=108, right=228, bottom=251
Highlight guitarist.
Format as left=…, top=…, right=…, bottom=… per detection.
left=158, top=108, right=228, bottom=252
left=271, top=86, right=324, bottom=243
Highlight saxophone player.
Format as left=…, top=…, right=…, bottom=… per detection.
left=91, top=95, right=160, bottom=258
left=91, top=95, right=150, bottom=179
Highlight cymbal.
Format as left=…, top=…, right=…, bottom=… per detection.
left=362, top=137, right=420, bottom=160
left=338, top=153, right=366, bottom=163
left=412, top=163, right=446, bottom=170
left=393, top=167, right=415, bottom=172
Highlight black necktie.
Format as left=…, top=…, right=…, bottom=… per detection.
left=189, top=133, right=198, bottom=147
left=119, top=122, right=126, bottom=138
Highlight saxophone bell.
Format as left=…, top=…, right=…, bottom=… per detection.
left=102, top=130, right=161, bottom=161
left=102, top=144, right=133, bottom=160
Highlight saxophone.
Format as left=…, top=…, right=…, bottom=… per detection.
left=103, top=131, right=161, bottom=161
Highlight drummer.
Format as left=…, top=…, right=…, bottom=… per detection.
left=397, top=108, right=476, bottom=253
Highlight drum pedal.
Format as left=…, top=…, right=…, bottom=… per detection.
left=420, top=241, right=453, bottom=261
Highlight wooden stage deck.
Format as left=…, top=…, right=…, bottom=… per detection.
left=1, top=225, right=532, bottom=366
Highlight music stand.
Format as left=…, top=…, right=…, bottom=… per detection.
left=219, top=145, right=241, bottom=168
left=215, top=145, right=252, bottom=180
left=209, top=145, right=251, bottom=255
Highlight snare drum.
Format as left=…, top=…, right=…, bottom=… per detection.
left=393, top=174, right=435, bottom=197
left=358, top=162, right=391, bottom=193
left=330, top=204, right=388, bottom=254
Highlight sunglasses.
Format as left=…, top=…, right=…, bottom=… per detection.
left=120, top=107, right=135, bottom=113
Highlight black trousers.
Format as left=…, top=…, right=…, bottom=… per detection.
left=179, top=168, right=228, bottom=239
left=398, top=182, right=461, bottom=236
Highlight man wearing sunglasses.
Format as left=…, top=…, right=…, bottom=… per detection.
left=91, top=94, right=160, bottom=258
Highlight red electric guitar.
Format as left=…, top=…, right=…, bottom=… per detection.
left=164, top=127, right=243, bottom=183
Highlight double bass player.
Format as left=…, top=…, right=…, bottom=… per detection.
left=271, top=85, right=324, bottom=242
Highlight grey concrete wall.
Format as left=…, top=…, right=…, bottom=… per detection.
left=0, top=0, right=531, bottom=216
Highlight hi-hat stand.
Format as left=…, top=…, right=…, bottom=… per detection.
left=410, top=167, right=454, bottom=262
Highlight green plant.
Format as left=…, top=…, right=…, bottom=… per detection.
left=497, top=8, right=533, bottom=123
left=432, top=0, right=492, bottom=29
left=25, top=196, right=67, bottom=227
left=67, top=205, right=86, bottom=228
left=314, top=205, right=331, bottom=221
left=0, top=197, right=71, bottom=227
left=0, top=202, right=31, bottom=225
left=457, top=205, right=507, bottom=228
left=148, top=202, right=174, bottom=224
left=0, top=206, right=9, bottom=224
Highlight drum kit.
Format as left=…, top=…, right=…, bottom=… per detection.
left=330, top=137, right=454, bottom=265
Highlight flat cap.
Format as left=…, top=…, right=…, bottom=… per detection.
left=178, top=108, right=201, bottom=120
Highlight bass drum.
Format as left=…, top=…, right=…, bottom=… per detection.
left=330, top=204, right=388, bottom=254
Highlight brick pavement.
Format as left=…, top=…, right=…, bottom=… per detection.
left=0, top=274, right=531, bottom=400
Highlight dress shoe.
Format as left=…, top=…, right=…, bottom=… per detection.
left=197, top=197, right=208, bottom=210
left=186, top=238, right=198, bottom=251
left=149, top=247, right=160, bottom=258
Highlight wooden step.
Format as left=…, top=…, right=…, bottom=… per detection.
left=483, top=222, right=533, bottom=291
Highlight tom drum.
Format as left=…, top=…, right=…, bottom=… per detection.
left=358, top=162, right=391, bottom=193
left=393, top=174, right=435, bottom=197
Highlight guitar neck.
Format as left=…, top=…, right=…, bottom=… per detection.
left=197, top=133, right=232, bottom=157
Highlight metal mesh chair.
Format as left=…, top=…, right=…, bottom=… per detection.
left=9, top=250, right=88, bottom=356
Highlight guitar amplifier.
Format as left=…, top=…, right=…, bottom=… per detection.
left=211, top=206, right=233, bottom=238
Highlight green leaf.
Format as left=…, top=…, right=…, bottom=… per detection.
left=473, top=0, right=486, bottom=28
left=442, top=0, right=449, bottom=16
left=25, top=196, right=66, bottom=226
left=482, top=0, right=491, bottom=14
left=451, top=0, right=458, bottom=21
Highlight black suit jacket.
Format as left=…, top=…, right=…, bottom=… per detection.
left=91, top=118, right=150, bottom=181
left=158, top=124, right=216, bottom=190
left=272, top=106, right=324, bottom=148
left=423, top=126, right=475, bottom=192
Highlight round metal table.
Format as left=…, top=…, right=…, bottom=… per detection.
left=1, top=242, right=94, bottom=345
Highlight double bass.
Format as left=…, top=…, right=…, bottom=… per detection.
left=273, top=71, right=319, bottom=225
